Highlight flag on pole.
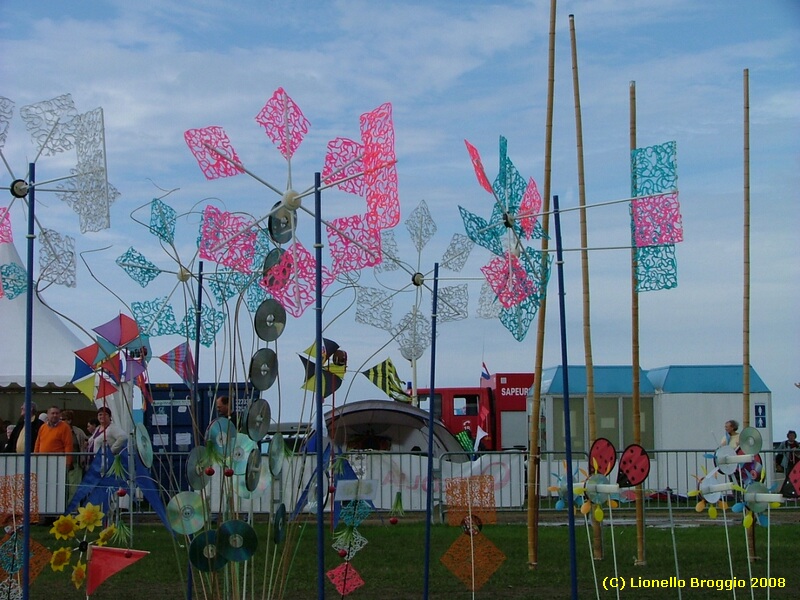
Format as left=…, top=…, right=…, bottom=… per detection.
left=481, top=362, right=491, bottom=380
left=86, top=545, right=149, bottom=595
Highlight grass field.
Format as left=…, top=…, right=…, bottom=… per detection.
left=26, top=511, right=797, bottom=599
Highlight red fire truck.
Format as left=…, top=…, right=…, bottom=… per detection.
left=419, top=372, right=534, bottom=451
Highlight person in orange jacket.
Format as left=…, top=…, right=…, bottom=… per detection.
left=34, top=405, right=74, bottom=470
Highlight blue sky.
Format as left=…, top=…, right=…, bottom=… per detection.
left=1, top=1, right=798, bottom=440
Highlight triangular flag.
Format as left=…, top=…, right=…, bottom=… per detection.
left=93, top=313, right=141, bottom=348
left=299, top=355, right=343, bottom=398
left=302, top=338, right=339, bottom=363
left=75, top=343, right=101, bottom=367
left=74, top=375, right=97, bottom=401
left=474, top=426, right=488, bottom=452
left=158, top=341, right=195, bottom=387
left=71, top=356, right=94, bottom=383
left=97, top=353, right=122, bottom=383
left=96, top=377, right=118, bottom=400
left=86, top=545, right=149, bottom=595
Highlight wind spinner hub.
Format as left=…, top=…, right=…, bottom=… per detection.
left=281, top=189, right=301, bottom=211
left=177, top=266, right=192, bottom=282
left=411, top=272, right=424, bottom=287
left=10, top=179, right=29, bottom=198
left=502, top=212, right=514, bottom=228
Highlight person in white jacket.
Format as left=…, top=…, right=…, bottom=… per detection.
left=87, top=407, right=128, bottom=455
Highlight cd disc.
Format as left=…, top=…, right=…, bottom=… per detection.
left=738, top=427, right=763, bottom=455
left=254, top=299, right=286, bottom=342
left=235, top=461, right=270, bottom=499
left=166, top=491, right=207, bottom=535
left=206, top=417, right=238, bottom=459
left=232, top=433, right=256, bottom=475
left=714, top=445, right=739, bottom=475
left=262, top=248, right=286, bottom=288
left=135, top=422, right=154, bottom=468
left=218, top=519, right=258, bottom=562
left=267, top=201, right=294, bottom=244
left=245, top=398, right=271, bottom=442
left=268, top=432, right=285, bottom=477
left=249, top=348, right=278, bottom=391
left=189, top=530, right=228, bottom=572
left=186, top=446, right=211, bottom=491
left=273, top=503, right=287, bottom=544
left=245, top=447, right=262, bottom=492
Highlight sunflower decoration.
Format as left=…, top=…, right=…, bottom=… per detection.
left=48, top=502, right=111, bottom=589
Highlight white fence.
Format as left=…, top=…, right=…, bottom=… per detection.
left=1, top=449, right=794, bottom=516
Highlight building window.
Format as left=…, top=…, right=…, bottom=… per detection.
left=552, top=396, right=585, bottom=454
left=453, top=395, right=479, bottom=416
left=621, top=396, right=654, bottom=450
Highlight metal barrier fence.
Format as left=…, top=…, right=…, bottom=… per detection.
left=1, top=448, right=796, bottom=516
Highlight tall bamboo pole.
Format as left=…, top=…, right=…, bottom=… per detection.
left=568, top=14, right=602, bottom=560
left=742, top=68, right=751, bottom=428
left=527, top=0, right=557, bottom=568
left=629, top=81, right=646, bottom=566
left=742, top=68, right=758, bottom=561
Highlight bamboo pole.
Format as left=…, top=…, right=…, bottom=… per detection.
left=568, top=14, right=602, bottom=561
left=743, top=67, right=758, bottom=561
left=629, top=81, right=646, bottom=567
left=527, top=0, right=557, bottom=569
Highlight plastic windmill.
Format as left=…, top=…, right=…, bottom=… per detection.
left=459, top=136, right=551, bottom=341
left=354, top=199, right=472, bottom=377
left=183, top=87, right=399, bottom=319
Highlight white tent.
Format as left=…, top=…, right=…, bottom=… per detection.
left=0, top=240, right=92, bottom=422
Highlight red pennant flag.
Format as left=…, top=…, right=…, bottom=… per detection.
left=87, top=546, right=149, bottom=595
left=95, top=377, right=118, bottom=400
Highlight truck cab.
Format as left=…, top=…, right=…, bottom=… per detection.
left=419, top=372, right=534, bottom=451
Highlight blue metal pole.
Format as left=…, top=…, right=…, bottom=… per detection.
left=22, top=162, right=35, bottom=600
left=422, top=263, right=439, bottom=600
left=314, top=173, right=325, bottom=600
left=553, top=195, right=579, bottom=600
left=186, top=260, right=203, bottom=600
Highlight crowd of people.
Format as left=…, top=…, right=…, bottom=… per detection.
left=2, top=402, right=129, bottom=509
